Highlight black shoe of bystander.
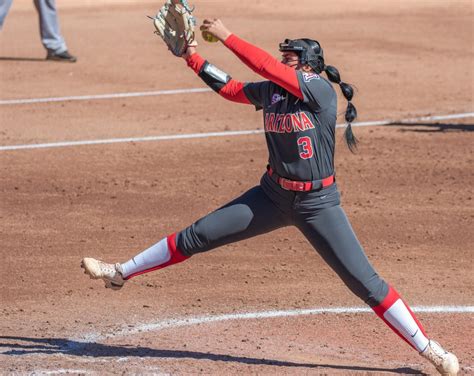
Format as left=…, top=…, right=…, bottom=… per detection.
left=46, top=50, right=77, bottom=62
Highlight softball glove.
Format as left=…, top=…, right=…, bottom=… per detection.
left=150, top=0, right=197, bottom=57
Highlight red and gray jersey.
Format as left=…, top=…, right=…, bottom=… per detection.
left=243, top=72, right=336, bottom=181
left=186, top=34, right=338, bottom=181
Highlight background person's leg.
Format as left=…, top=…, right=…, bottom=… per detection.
left=33, top=0, right=67, bottom=53
left=0, top=0, right=13, bottom=29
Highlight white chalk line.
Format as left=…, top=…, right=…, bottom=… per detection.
left=2, top=305, right=472, bottom=364
left=32, top=370, right=92, bottom=375
left=0, top=87, right=213, bottom=105
left=0, top=112, right=473, bottom=152
left=71, top=305, right=473, bottom=345
left=0, top=129, right=263, bottom=152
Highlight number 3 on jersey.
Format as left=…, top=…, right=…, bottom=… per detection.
left=297, top=136, right=314, bottom=159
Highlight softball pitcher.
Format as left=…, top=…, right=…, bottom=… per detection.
left=81, top=17, right=459, bottom=375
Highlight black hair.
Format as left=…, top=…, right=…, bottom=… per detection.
left=280, top=38, right=358, bottom=151
left=323, top=64, right=358, bottom=152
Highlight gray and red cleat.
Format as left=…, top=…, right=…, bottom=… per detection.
left=81, top=258, right=125, bottom=290
left=421, top=340, right=459, bottom=375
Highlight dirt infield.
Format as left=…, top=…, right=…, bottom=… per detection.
left=1, top=0, right=473, bottom=374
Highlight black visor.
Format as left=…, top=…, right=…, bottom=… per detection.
left=279, top=39, right=306, bottom=53
left=279, top=38, right=325, bottom=73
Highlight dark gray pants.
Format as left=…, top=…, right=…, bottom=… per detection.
left=177, top=174, right=388, bottom=307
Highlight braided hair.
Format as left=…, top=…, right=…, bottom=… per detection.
left=323, top=65, right=358, bottom=152
left=280, top=38, right=358, bottom=152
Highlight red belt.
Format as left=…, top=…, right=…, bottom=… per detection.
left=267, top=166, right=334, bottom=192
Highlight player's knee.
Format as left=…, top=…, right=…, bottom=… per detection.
left=177, top=204, right=254, bottom=256
left=176, top=223, right=209, bottom=256
left=340, top=269, right=388, bottom=307
left=364, top=274, right=388, bottom=307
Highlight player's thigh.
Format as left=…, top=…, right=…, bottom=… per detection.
left=296, top=205, right=387, bottom=306
left=177, top=185, right=289, bottom=255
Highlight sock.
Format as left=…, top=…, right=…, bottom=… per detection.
left=120, top=233, right=189, bottom=280
left=372, top=286, right=429, bottom=352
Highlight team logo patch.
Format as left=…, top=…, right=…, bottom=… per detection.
left=302, top=72, right=320, bottom=82
left=271, top=93, right=286, bottom=105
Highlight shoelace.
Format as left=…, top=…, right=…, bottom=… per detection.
left=425, top=342, right=447, bottom=366
left=99, top=261, right=117, bottom=276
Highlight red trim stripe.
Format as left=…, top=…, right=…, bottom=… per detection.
left=124, top=233, right=189, bottom=280
left=372, top=286, right=427, bottom=350
left=372, top=285, right=399, bottom=316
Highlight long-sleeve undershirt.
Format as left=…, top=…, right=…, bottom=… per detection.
left=223, top=34, right=303, bottom=99
left=185, top=33, right=304, bottom=103
left=185, top=52, right=250, bottom=104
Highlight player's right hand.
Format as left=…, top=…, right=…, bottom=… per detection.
left=200, top=18, right=232, bottom=43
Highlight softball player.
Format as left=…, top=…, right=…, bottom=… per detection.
left=82, top=19, right=459, bottom=375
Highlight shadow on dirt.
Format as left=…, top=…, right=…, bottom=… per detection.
left=0, top=56, right=46, bottom=62
left=0, top=336, right=427, bottom=374
left=385, top=121, right=474, bottom=132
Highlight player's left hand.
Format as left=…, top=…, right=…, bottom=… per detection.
left=151, top=0, right=197, bottom=57
left=182, top=44, right=197, bottom=59
left=200, top=18, right=232, bottom=43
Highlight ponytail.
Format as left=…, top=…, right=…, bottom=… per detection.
left=324, top=65, right=358, bottom=152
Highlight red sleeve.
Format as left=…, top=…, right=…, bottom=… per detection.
left=185, top=52, right=206, bottom=74
left=223, top=34, right=303, bottom=99
left=185, top=53, right=251, bottom=105
left=218, top=79, right=251, bottom=104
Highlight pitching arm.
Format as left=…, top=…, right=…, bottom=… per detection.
left=223, top=34, right=304, bottom=100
